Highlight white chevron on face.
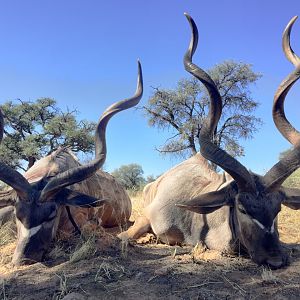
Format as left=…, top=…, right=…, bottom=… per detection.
left=16, top=219, right=42, bottom=239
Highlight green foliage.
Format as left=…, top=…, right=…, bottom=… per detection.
left=145, top=174, right=158, bottom=184
left=144, top=60, right=262, bottom=159
left=0, top=98, right=96, bottom=170
left=112, top=163, right=146, bottom=190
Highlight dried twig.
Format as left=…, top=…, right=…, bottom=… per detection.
left=221, top=274, right=247, bottom=296
left=173, top=280, right=223, bottom=293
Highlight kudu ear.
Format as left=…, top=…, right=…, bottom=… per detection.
left=176, top=185, right=235, bottom=214
left=281, top=187, right=300, bottom=210
left=55, top=188, right=107, bottom=208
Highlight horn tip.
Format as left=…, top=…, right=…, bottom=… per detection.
left=288, top=16, right=298, bottom=26
left=184, top=12, right=191, bottom=20
left=136, top=60, right=142, bottom=77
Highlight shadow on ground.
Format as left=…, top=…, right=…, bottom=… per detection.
left=2, top=236, right=300, bottom=300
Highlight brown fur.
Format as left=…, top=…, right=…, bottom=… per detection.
left=119, top=153, right=232, bottom=247
left=24, top=148, right=131, bottom=236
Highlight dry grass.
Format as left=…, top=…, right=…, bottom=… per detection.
left=283, top=169, right=300, bottom=189
left=47, top=242, right=70, bottom=261
left=191, top=244, right=221, bottom=261
left=0, top=243, right=15, bottom=266
left=54, top=273, right=70, bottom=300
left=94, top=260, right=127, bottom=283
left=279, top=170, right=300, bottom=244
left=0, top=219, right=16, bottom=246
left=127, top=190, right=145, bottom=221
left=0, top=220, right=16, bottom=267
left=120, top=238, right=129, bottom=258
left=1, top=185, right=300, bottom=299
left=278, top=206, right=300, bottom=244
left=69, top=234, right=97, bottom=263
left=260, top=267, right=282, bottom=284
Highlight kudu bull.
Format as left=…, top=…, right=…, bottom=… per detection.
left=0, top=61, right=143, bottom=265
left=119, top=15, right=300, bottom=268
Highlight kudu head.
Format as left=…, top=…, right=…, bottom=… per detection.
left=178, top=14, right=300, bottom=269
left=0, top=61, right=143, bottom=265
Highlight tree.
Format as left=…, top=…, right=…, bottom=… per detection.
left=112, top=163, right=145, bottom=190
left=145, top=174, right=158, bottom=184
left=0, top=98, right=96, bottom=170
left=144, top=60, right=262, bottom=161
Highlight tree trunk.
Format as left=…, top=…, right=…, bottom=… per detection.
left=27, top=156, right=36, bottom=170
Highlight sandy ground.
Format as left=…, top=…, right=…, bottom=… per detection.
left=0, top=206, right=300, bottom=299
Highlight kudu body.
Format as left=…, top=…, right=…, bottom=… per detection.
left=119, top=15, right=300, bottom=268
left=0, top=62, right=143, bottom=265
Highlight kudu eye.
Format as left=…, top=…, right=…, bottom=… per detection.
left=238, top=204, right=247, bottom=215
left=46, top=209, right=57, bottom=222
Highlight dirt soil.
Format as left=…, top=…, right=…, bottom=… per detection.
left=1, top=205, right=300, bottom=300
left=1, top=232, right=300, bottom=300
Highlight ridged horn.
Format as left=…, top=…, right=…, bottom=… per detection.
left=184, top=13, right=255, bottom=193
left=265, top=17, right=300, bottom=191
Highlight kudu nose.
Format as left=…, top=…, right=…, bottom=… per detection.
left=266, top=257, right=285, bottom=269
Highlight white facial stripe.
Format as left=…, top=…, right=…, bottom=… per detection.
left=17, top=219, right=42, bottom=239
left=270, top=219, right=275, bottom=233
left=252, top=218, right=265, bottom=230
left=252, top=218, right=276, bottom=233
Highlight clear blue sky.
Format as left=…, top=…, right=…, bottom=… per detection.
left=0, top=0, right=300, bottom=177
